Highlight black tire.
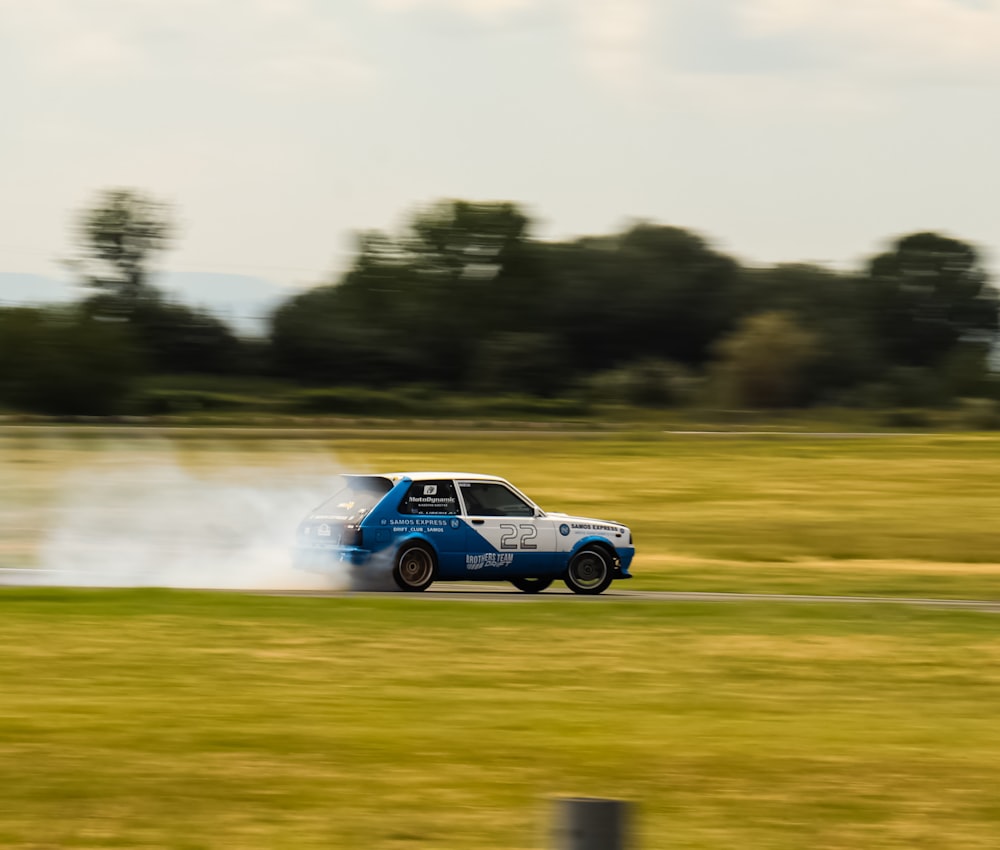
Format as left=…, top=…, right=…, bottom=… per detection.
left=563, top=547, right=613, bottom=595
left=510, top=577, right=554, bottom=594
left=392, top=543, right=436, bottom=592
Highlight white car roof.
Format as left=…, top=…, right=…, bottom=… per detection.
left=381, top=472, right=507, bottom=482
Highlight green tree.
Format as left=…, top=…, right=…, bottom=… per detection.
left=469, top=332, right=570, bottom=396
left=548, top=224, right=741, bottom=372
left=866, top=232, right=999, bottom=369
left=0, top=307, right=140, bottom=415
left=69, top=188, right=175, bottom=312
left=712, top=311, right=818, bottom=408
left=271, top=199, right=547, bottom=388
left=270, top=285, right=406, bottom=384
left=68, top=189, right=250, bottom=375
left=586, top=358, right=695, bottom=408
left=736, top=264, right=879, bottom=401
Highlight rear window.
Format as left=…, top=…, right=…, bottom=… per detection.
left=311, top=476, right=393, bottom=522
left=399, top=480, right=460, bottom=515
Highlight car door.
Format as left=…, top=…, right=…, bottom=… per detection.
left=395, top=478, right=466, bottom=575
left=457, top=480, right=556, bottom=576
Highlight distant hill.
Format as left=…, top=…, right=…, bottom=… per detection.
left=0, top=273, right=79, bottom=305
left=0, top=271, right=293, bottom=337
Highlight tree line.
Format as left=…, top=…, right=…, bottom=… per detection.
left=1, top=189, right=998, bottom=415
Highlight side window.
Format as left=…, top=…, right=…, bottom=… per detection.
left=399, top=480, right=459, bottom=515
left=459, top=482, right=534, bottom=517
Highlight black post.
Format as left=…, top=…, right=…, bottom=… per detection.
left=552, top=797, right=632, bottom=850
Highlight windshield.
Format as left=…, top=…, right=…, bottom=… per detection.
left=310, top=476, right=393, bottom=523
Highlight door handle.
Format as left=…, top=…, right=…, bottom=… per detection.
left=471, top=519, right=485, bottom=525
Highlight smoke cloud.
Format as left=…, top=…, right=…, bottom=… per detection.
left=8, top=441, right=353, bottom=591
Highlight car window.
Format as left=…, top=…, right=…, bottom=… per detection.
left=398, top=479, right=460, bottom=515
left=311, top=476, right=393, bottom=522
left=459, top=481, right=534, bottom=517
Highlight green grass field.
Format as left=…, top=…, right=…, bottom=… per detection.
left=1, top=589, right=999, bottom=849
left=3, top=427, right=1000, bottom=848
left=4, top=426, right=1000, bottom=597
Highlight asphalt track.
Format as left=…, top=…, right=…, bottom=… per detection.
left=255, top=583, right=1000, bottom=612
left=3, top=570, right=998, bottom=611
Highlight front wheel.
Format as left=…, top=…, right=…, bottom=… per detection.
left=563, top=547, right=613, bottom=595
left=510, top=577, right=554, bottom=594
left=393, top=544, right=436, bottom=592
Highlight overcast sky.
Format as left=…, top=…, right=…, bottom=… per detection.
left=4, top=0, right=1000, bottom=294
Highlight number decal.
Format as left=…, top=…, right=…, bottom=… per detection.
left=499, top=523, right=518, bottom=549
left=499, top=523, right=537, bottom=550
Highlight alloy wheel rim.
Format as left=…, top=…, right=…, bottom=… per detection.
left=400, top=549, right=433, bottom=585
left=572, top=553, right=607, bottom=588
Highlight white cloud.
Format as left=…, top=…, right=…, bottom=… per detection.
left=372, top=0, right=533, bottom=21
left=739, top=0, right=1000, bottom=80
left=568, top=0, right=654, bottom=91
left=0, top=0, right=374, bottom=94
left=370, top=0, right=655, bottom=90
left=0, top=1, right=140, bottom=79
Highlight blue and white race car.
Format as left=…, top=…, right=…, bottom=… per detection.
left=295, top=472, right=634, bottom=594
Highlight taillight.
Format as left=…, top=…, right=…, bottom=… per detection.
left=341, top=525, right=363, bottom=547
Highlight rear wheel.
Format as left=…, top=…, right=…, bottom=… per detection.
left=393, top=544, right=436, bottom=592
left=563, top=547, right=613, bottom=595
left=510, top=577, right=554, bottom=594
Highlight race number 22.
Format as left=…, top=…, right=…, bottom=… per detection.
left=499, top=523, right=538, bottom=550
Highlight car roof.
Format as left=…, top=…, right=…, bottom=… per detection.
left=342, top=472, right=507, bottom=483
left=381, top=472, right=507, bottom=482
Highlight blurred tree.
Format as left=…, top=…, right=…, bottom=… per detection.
left=271, top=199, right=549, bottom=388
left=865, top=232, right=999, bottom=369
left=67, top=189, right=254, bottom=375
left=268, top=200, right=998, bottom=408
left=406, top=199, right=533, bottom=281
left=132, top=296, right=243, bottom=374
left=81, top=290, right=246, bottom=374
left=737, top=264, right=879, bottom=401
left=0, top=307, right=140, bottom=414
left=469, top=332, right=570, bottom=396
left=69, top=188, right=175, bottom=313
left=548, top=224, right=741, bottom=373
left=270, top=285, right=407, bottom=384
left=712, top=311, right=818, bottom=408
left=585, top=358, right=695, bottom=407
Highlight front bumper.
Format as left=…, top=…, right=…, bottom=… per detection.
left=612, top=547, right=635, bottom=580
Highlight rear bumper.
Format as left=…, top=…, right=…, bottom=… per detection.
left=294, top=545, right=372, bottom=572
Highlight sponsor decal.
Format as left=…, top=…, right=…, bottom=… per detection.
left=465, top=553, right=515, bottom=570
left=570, top=522, right=622, bottom=534
left=318, top=523, right=331, bottom=537
left=424, top=484, right=438, bottom=496
left=389, top=518, right=451, bottom=528
left=559, top=523, right=570, bottom=536
left=387, top=518, right=453, bottom=534
left=450, top=518, right=461, bottom=529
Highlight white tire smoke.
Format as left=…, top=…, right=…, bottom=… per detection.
left=17, top=441, right=353, bottom=590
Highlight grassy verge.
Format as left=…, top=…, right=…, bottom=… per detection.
left=1, top=588, right=999, bottom=849
left=4, top=428, right=1000, bottom=598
